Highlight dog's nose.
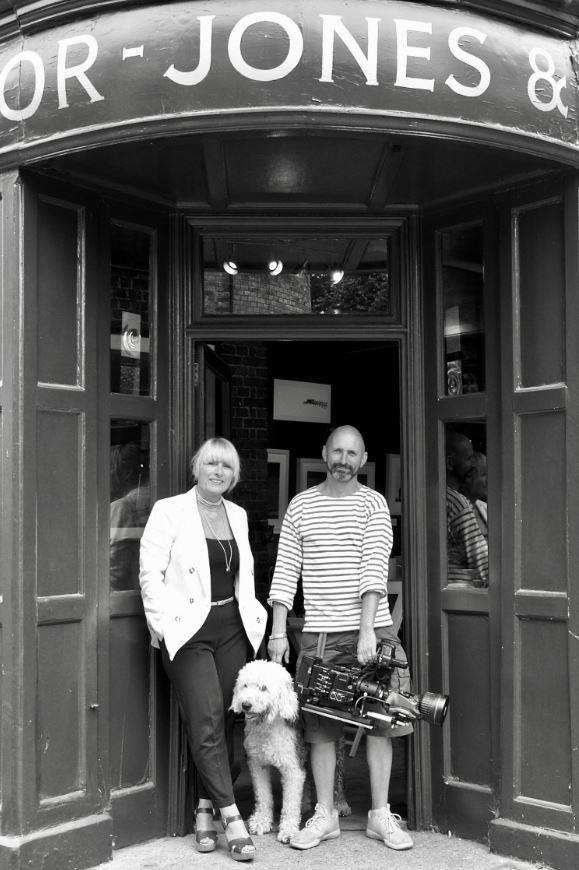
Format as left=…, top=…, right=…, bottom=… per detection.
left=242, top=701, right=252, bottom=711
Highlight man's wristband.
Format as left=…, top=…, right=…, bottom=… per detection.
left=269, top=633, right=287, bottom=641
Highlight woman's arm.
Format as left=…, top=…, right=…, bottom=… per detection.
left=139, top=500, right=175, bottom=641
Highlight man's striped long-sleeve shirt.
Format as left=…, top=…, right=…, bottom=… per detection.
left=446, top=486, right=489, bottom=586
left=268, top=485, right=393, bottom=632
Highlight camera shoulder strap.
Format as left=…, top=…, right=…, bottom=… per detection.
left=315, top=632, right=327, bottom=657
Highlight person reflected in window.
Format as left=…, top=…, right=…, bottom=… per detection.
left=461, top=451, right=488, bottom=541
left=110, top=442, right=150, bottom=591
left=139, top=437, right=266, bottom=862
left=446, top=431, right=488, bottom=587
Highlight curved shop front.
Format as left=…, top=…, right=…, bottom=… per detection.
left=0, top=2, right=577, bottom=869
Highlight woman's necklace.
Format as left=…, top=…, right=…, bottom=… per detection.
left=196, top=489, right=224, bottom=508
left=197, top=499, right=233, bottom=573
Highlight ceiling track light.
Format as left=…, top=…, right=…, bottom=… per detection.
left=222, top=259, right=238, bottom=276
left=267, top=259, right=283, bottom=276
left=330, top=268, right=344, bottom=285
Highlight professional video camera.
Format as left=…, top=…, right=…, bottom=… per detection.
left=296, top=641, right=448, bottom=736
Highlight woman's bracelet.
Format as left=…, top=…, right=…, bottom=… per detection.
left=269, top=633, right=287, bottom=641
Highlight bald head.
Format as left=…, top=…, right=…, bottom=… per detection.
left=325, top=425, right=366, bottom=453
left=446, top=430, right=474, bottom=485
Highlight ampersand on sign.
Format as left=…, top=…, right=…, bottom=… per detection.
left=527, top=48, right=568, bottom=118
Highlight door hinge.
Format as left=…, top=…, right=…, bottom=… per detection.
left=193, top=361, right=200, bottom=388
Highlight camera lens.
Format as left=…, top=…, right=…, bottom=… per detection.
left=418, top=692, right=449, bottom=726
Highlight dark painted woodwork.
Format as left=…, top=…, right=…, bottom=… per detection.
left=44, top=133, right=562, bottom=215
left=520, top=410, right=567, bottom=593
left=487, top=181, right=579, bottom=868
left=36, top=409, right=82, bottom=598
left=36, top=198, right=79, bottom=385
left=518, top=201, right=565, bottom=387
left=0, top=174, right=172, bottom=869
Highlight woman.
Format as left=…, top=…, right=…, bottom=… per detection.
left=139, top=437, right=266, bottom=861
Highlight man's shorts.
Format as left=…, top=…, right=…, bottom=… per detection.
left=297, top=626, right=414, bottom=743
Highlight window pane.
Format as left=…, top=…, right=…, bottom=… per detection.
left=444, top=422, right=488, bottom=588
left=440, top=226, right=485, bottom=395
left=110, top=225, right=152, bottom=394
left=110, top=421, right=151, bottom=591
left=203, top=236, right=392, bottom=315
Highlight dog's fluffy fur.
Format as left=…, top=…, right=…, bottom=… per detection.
left=231, top=660, right=306, bottom=843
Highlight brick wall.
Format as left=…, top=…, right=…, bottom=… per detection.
left=205, top=271, right=311, bottom=314
left=216, top=342, right=275, bottom=606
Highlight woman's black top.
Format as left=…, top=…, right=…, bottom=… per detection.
left=206, top=537, right=239, bottom=601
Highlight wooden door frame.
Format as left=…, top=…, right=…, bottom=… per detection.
left=169, top=212, right=433, bottom=829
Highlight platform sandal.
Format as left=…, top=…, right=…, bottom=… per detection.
left=222, top=812, right=256, bottom=862
left=194, top=806, right=218, bottom=853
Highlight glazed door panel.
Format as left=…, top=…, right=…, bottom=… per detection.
left=424, top=207, right=500, bottom=842
left=106, top=211, right=171, bottom=847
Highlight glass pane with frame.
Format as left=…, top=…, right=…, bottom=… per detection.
left=110, top=224, right=153, bottom=395
left=110, top=420, right=151, bottom=591
left=203, top=236, right=392, bottom=315
left=440, top=225, right=485, bottom=395
left=444, top=421, right=488, bottom=589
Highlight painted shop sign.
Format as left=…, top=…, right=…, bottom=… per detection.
left=0, top=0, right=576, bottom=157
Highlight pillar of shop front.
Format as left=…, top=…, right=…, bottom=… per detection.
left=0, top=170, right=112, bottom=870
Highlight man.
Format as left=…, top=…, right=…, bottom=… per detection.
left=446, top=430, right=488, bottom=586
left=462, top=450, right=488, bottom=540
left=268, top=425, right=413, bottom=852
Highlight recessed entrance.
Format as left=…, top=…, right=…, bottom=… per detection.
left=193, top=337, right=409, bottom=820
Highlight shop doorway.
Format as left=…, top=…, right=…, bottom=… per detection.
left=193, top=338, right=409, bottom=819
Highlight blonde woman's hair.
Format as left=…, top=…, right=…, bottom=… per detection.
left=190, top=437, right=240, bottom=492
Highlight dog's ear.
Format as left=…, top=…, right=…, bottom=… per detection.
left=230, top=675, right=242, bottom=714
left=277, top=675, right=299, bottom=722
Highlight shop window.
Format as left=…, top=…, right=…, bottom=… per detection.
left=440, top=225, right=485, bottom=395
left=110, top=420, right=151, bottom=591
left=203, top=236, right=392, bottom=315
left=444, top=421, right=488, bottom=589
left=110, top=224, right=153, bottom=395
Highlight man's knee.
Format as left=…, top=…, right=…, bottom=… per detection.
left=366, top=732, right=393, bottom=753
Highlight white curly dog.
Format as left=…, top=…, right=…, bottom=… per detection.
left=231, top=659, right=306, bottom=843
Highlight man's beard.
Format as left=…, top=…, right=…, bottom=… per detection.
left=328, top=462, right=355, bottom=480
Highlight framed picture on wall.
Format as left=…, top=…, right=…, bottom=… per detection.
left=266, top=449, right=289, bottom=533
left=297, top=458, right=375, bottom=492
left=386, top=453, right=402, bottom=515
left=273, top=379, right=332, bottom=423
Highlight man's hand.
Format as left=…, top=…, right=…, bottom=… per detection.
left=268, top=636, right=290, bottom=664
left=357, top=627, right=377, bottom=664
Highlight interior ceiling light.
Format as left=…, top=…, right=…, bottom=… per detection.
left=330, top=269, right=344, bottom=285
left=222, top=260, right=238, bottom=276
left=268, top=259, right=283, bottom=276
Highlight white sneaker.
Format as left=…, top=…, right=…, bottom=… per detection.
left=366, top=805, right=413, bottom=850
left=290, top=803, right=340, bottom=850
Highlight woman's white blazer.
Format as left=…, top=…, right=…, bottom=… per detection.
left=139, top=487, right=267, bottom=661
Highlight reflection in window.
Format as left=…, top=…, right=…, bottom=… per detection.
left=441, top=225, right=485, bottom=395
left=445, top=422, right=488, bottom=588
left=110, top=421, right=150, bottom=591
left=203, top=236, right=391, bottom=315
left=110, top=225, right=152, bottom=395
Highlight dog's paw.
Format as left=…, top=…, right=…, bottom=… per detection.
left=277, top=825, right=299, bottom=844
left=248, top=813, right=273, bottom=836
